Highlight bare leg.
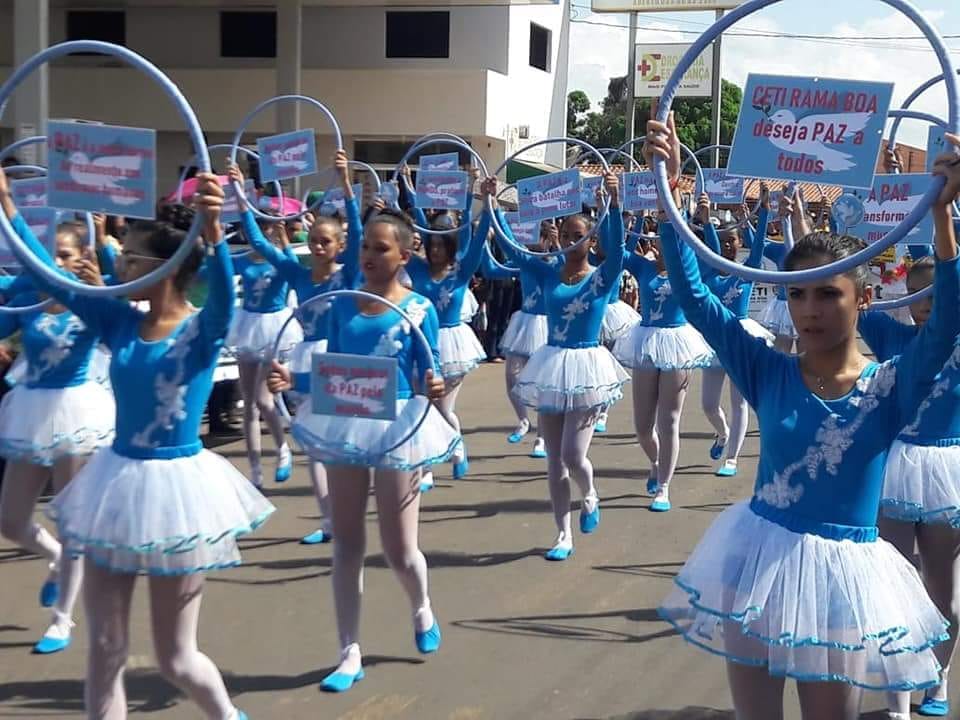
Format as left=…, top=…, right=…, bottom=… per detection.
left=149, top=573, right=236, bottom=719
left=83, top=561, right=135, bottom=719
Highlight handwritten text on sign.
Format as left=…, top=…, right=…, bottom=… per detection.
left=841, top=174, right=934, bottom=246
left=257, top=129, right=318, bottom=183
left=727, top=74, right=893, bottom=189
left=701, top=169, right=745, bottom=205
left=518, top=168, right=581, bottom=223
left=420, top=152, right=460, bottom=172
left=311, top=353, right=398, bottom=421
left=621, top=171, right=659, bottom=212
left=46, top=120, right=157, bottom=220
left=415, top=170, right=470, bottom=211
left=505, top=212, right=539, bottom=245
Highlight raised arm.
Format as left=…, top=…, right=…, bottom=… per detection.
left=194, top=177, right=235, bottom=360
left=857, top=309, right=916, bottom=362
left=598, top=173, right=625, bottom=288
left=744, top=207, right=769, bottom=269
left=492, top=207, right=550, bottom=279
left=455, top=178, right=494, bottom=283
left=479, top=241, right=519, bottom=281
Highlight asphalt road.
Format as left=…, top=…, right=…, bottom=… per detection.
left=1, top=364, right=953, bottom=719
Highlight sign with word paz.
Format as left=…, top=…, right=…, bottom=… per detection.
left=47, top=120, right=157, bottom=220
left=311, top=353, right=398, bottom=421
left=420, top=152, right=460, bottom=172
left=621, top=171, right=659, bottom=212
left=635, top=43, right=713, bottom=99
left=837, top=174, right=934, bottom=246
left=517, top=168, right=581, bottom=223
left=415, top=170, right=470, bottom=211
left=257, top=129, right=318, bottom=183
left=727, top=74, right=894, bottom=190
left=701, top=169, right=745, bottom=204
left=592, top=1, right=742, bottom=11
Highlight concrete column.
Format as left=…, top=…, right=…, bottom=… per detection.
left=545, top=0, right=569, bottom=168
left=12, top=0, right=49, bottom=165
left=275, top=0, right=303, bottom=194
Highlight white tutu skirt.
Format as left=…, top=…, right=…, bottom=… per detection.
left=759, top=296, right=796, bottom=338
left=500, top=311, right=549, bottom=358
left=438, top=323, right=486, bottom=378
left=0, top=382, right=115, bottom=466
left=881, top=439, right=960, bottom=527
left=600, top=300, right=641, bottom=345
left=3, top=354, right=26, bottom=387
left=659, top=501, right=948, bottom=691
left=291, top=396, right=461, bottom=471
left=226, top=307, right=303, bottom=360
left=513, top=344, right=630, bottom=413
left=88, top=346, right=112, bottom=388
left=461, top=288, right=479, bottom=323
left=613, top=323, right=715, bottom=370
left=710, top=318, right=775, bottom=368
left=48, top=447, right=275, bottom=575
left=289, top=339, right=328, bottom=375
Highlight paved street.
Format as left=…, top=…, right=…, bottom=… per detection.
left=1, top=364, right=952, bottom=719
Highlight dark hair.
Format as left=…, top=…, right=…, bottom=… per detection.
left=309, top=215, right=344, bottom=243
left=561, top=213, right=596, bottom=235
left=784, top=231, right=870, bottom=292
left=56, top=221, right=87, bottom=251
left=130, top=208, right=203, bottom=293
left=105, top=215, right=127, bottom=239
left=907, top=255, right=935, bottom=285
left=367, top=208, right=415, bottom=250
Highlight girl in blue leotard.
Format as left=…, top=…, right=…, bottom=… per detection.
left=229, top=153, right=362, bottom=545
left=0, top=222, right=114, bottom=656
left=267, top=205, right=458, bottom=694
left=1, top=169, right=268, bottom=720
left=496, top=173, right=629, bottom=561
left=646, top=117, right=960, bottom=719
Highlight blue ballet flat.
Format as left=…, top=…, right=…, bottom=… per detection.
left=275, top=462, right=292, bottom=484
left=919, top=697, right=950, bottom=716
left=646, top=476, right=658, bottom=496
left=715, top=462, right=738, bottom=478
left=594, top=419, right=607, bottom=433
left=544, top=545, right=574, bottom=561
left=419, top=479, right=434, bottom=494
left=415, top=621, right=442, bottom=654
left=39, top=579, right=58, bottom=608
left=32, top=634, right=70, bottom=655
left=709, top=436, right=726, bottom=461
left=579, top=505, right=600, bottom=534
left=237, top=712, right=249, bottom=720
left=452, top=457, right=469, bottom=480
left=300, top=529, right=332, bottom=545
left=650, top=498, right=671, bottom=513
left=530, top=446, right=547, bottom=459
left=507, top=429, right=526, bottom=444
left=320, top=667, right=365, bottom=693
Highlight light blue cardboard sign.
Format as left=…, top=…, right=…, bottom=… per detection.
left=517, top=168, right=581, bottom=223
left=505, top=212, right=539, bottom=245
left=927, top=125, right=947, bottom=172
left=415, top=170, right=470, bottom=211
left=47, top=120, right=157, bottom=219
left=0, top=207, right=58, bottom=265
left=620, top=172, right=659, bottom=212
left=727, top=74, right=894, bottom=189
left=420, top=152, right=460, bottom=172
left=380, top=180, right=400, bottom=209
left=11, top=177, right=47, bottom=209
left=222, top=179, right=256, bottom=224
left=311, top=352, right=398, bottom=421
left=702, top=169, right=745, bottom=204
left=320, top=184, right=364, bottom=216
left=581, top=176, right=602, bottom=208
left=257, top=129, right=318, bottom=183
left=840, top=173, right=934, bottom=246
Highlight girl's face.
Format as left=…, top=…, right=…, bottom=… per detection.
left=362, top=222, right=409, bottom=284
left=906, top=268, right=934, bottom=327
left=720, top=230, right=741, bottom=261
left=308, top=222, right=343, bottom=265
left=115, top=229, right=164, bottom=300
left=428, top=237, right=451, bottom=268
left=787, top=254, right=871, bottom=354
left=54, top=233, right=84, bottom=275
left=560, top=217, right=593, bottom=261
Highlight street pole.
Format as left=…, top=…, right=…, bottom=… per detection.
left=625, top=12, right=638, bottom=150
left=710, top=8, right=724, bottom=168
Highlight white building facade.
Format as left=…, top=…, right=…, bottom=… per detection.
left=0, top=0, right=570, bottom=192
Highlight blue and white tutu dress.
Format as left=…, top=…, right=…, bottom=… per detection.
left=291, top=293, right=460, bottom=471
left=599, top=299, right=640, bottom=346
left=759, top=294, right=796, bottom=338
left=515, top=343, right=629, bottom=414
left=499, top=310, right=549, bottom=359
left=227, top=306, right=303, bottom=361
left=438, top=323, right=486, bottom=377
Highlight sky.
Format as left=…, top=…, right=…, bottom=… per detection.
left=567, top=0, right=960, bottom=148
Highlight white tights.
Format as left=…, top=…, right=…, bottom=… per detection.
left=631, top=369, right=690, bottom=487
left=0, top=457, right=86, bottom=625
left=83, top=562, right=236, bottom=719
left=726, top=662, right=862, bottom=719
left=701, top=368, right=750, bottom=462
left=880, top=517, right=960, bottom=715
left=309, top=461, right=332, bottom=533
left=436, top=378, right=465, bottom=461
left=238, top=360, right=286, bottom=474
left=327, top=465, right=433, bottom=671
left=538, top=410, right=598, bottom=541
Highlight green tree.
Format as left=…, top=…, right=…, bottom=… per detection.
left=567, top=90, right=591, bottom=137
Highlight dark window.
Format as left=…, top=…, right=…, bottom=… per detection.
left=385, top=11, right=450, bottom=59
left=220, top=11, right=277, bottom=58
left=66, top=11, right=126, bottom=46
left=530, top=23, right=551, bottom=72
